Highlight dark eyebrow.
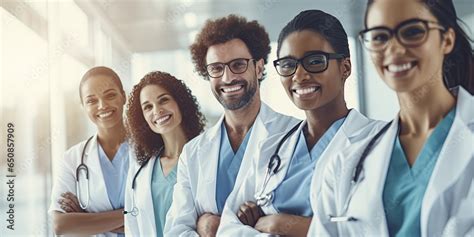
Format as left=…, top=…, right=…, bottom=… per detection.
left=157, top=93, right=170, bottom=99
left=303, top=50, right=326, bottom=57
left=141, top=93, right=170, bottom=106
left=104, top=89, right=117, bottom=94
left=85, top=88, right=117, bottom=98
left=141, top=101, right=149, bottom=106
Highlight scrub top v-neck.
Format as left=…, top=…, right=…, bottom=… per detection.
left=383, top=107, right=456, bottom=237
left=273, top=117, right=346, bottom=216
left=151, top=157, right=177, bottom=237
left=215, top=123, right=253, bottom=214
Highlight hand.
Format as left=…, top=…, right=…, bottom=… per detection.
left=255, top=214, right=310, bottom=237
left=254, top=214, right=292, bottom=235
left=58, top=192, right=85, bottom=213
left=237, top=201, right=263, bottom=227
left=196, top=213, right=220, bottom=237
left=111, top=226, right=124, bottom=233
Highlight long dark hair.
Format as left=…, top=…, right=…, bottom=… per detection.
left=277, top=10, right=350, bottom=59
left=126, top=71, right=206, bottom=165
left=364, top=0, right=474, bottom=94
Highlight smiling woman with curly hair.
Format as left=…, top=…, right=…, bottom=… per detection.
left=124, top=71, right=205, bottom=237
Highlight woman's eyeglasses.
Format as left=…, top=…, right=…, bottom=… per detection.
left=273, top=51, right=345, bottom=77
left=359, top=18, right=446, bottom=51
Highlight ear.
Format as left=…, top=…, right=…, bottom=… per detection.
left=340, top=58, right=352, bottom=82
left=255, top=58, right=265, bottom=80
left=442, top=27, right=455, bottom=55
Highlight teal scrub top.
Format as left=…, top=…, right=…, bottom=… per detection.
left=151, top=157, right=177, bottom=237
left=273, top=117, right=345, bottom=216
left=215, top=123, right=253, bottom=214
left=98, top=142, right=129, bottom=237
left=383, top=107, right=456, bottom=237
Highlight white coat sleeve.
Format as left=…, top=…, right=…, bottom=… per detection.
left=164, top=147, right=199, bottom=237
left=48, top=148, right=77, bottom=215
left=309, top=153, right=342, bottom=237
left=124, top=157, right=140, bottom=236
left=217, top=150, right=268, bottom=236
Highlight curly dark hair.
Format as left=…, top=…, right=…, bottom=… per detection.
left=126, top=71, right=206, bottom=165
left=190, top=14, right=271, bottom=82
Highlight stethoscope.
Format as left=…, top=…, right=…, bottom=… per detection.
left=328, top=121, right=393, bottom=223
left=76, top=136, right=94, bottom=210
left=123, top=147, right=164, bottom=216
left=255, top=121, right=303, bottom=207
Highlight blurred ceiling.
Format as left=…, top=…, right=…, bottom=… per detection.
left=85, top=0, right=473, bottom=52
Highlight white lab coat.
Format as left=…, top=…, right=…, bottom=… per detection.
left=311, top=86, right=474, bottom=237
left=124, top=154, right=162, bottom=236
left=218, top=109, right=385, bottom=236
left=49, top=135, right=123, bottom=237
left=164, top=102, right=299, bottom=237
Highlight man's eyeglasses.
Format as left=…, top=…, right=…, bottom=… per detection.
left=205, top=58, right=255, bottom=78
left=273, top=51, right=345, bottom=77
left=359, top=18, right=446, bottom=51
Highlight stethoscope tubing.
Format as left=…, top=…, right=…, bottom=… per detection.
left=255, top=121, right=303, bottom=207
left=329, top=121, right=393, bottom=222
left=125, top=147, right=164, bottom=216
left=76, top=135, right=94, bottom=210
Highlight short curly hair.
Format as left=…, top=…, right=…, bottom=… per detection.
left=190, top=14, right=271, bottom=82
left=126, top=71, right=206, bottom=165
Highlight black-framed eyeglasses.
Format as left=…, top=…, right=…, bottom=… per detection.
left=273, top=51, right=345, bottom=77
left=205, top=58, right=255, bottom=78
left=359, top=18, right=446, bottom=51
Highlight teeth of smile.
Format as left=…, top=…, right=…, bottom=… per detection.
left=387, top=62, right=413, bottom=73
left=98, top=111, right=113, bottom=118
left=222, top=86, right=241, bottom=93
left=295, top=87, right=318, bottom=95
left=155, top=115, right=171, bottom=124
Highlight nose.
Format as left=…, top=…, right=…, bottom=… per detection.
left=152, top=106, right=164, bottom=116
left=292, top=64, right=310, bottom=83
left=221, top=65, right=236, bottom=84
left=98, top=99, right=108, bottom=110
left=385, top=36, right=406, bottom=56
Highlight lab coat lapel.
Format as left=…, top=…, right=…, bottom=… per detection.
left=235, top=103, right=271, bottom=189
left=314, top=110, right=373, bottom=193
left=359, top=118, right=398, bottom=232
left=421, top=87, right=474, bottom=236
left=365, top=118, right=398, bottom=194
left=86, top=135, right=114, bottom=212
left=198, top=114, right=224, bottom=214
left=340, top=110, right=373, bottom=142
left=139, top=157, right=157, bottom=235
left=263, top=121, right=305, bottom=194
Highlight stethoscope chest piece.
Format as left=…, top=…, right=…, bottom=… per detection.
left=129, top=207, right=139, bottom=216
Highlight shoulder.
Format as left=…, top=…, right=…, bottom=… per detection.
left=341, top=109, right=389, bottom=141
left=259, top=103, right=300, bottom=133
left=182, top=128, right=212, bottom=152
left=63, top=137, right=92, bottom=161
left=456, top=86, right=474, bottom=131
left=259, top=120, right=303, bottom=157
left=57, top=137, right=94, bottom=172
